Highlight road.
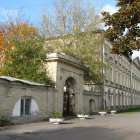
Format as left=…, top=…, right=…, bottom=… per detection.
left=0, top=112, right=140, bottom=140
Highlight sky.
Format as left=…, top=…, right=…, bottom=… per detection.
left=0, top=0, right=139, bottom=59
left=0, top=0, right=117, bottom=23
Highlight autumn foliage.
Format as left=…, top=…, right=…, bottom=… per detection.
left=0, top=21, right=53, bottom=85
left=0, top=22, right=38, bottom=73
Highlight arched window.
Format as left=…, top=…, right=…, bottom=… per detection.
left=13, top=97, right=39, bottom=117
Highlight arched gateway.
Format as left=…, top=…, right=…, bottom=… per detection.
left=46, top=53, right=87, bottom=116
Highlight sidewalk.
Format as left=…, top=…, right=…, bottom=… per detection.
left=0, top=117, right=81, bottom=135
left=0, top=121, right=62, bottom=135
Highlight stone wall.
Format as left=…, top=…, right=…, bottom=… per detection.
left=83, top=91, right=102, bottom=114
left=0, top=77, right=102, bottom=124
left=0, top=78, right=56, bottom=123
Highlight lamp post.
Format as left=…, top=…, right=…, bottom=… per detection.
left=102, top=44, right=106, bottom=110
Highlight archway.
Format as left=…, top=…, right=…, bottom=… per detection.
left=63, top=77, right=77, bottom=116
left=89, top=99, right=96, bottom=114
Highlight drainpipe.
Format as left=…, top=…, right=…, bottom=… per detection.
left=130, top=57, right=133, bottom=108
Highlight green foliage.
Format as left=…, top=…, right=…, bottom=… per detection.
left=45, top=31, right=106, bottom=85
left=117, top=108, right=140, bottom=114
left=102, top=0, right=140, bottom=55
left=0, top=116, right=11, bottom=126
left=99, top=110, right=107, bottom=112
left=53, top=111, right=62, bottom=119
left=79, top=110, right=87, bottom=115
left=2, top=38, right=54, bottom=86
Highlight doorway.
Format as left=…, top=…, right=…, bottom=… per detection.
left=89, top=99, right=96, bottom=114
left=63, top=77, right=77, bottom=116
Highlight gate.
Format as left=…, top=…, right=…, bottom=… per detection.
left=63, top=91, right=75, bottom=116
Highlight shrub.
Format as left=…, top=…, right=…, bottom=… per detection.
left=79, top=110, right=86, bottom=115
left=99, top=110, right=107, bottom=112
left=0, top=116, right=11, bottom=126
left=53, top=111, right=62, bottom=119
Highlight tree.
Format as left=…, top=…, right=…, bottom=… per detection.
left=41, top=0, right=105, bottom=84
left=0, top=21, right=38, bottom=68
left=102, top=0, right=140, bottom=55
left=1, top=21, right=54, bottom=85
left=0, top=24, right=12, bottom=71
left=41, top=0, right=101, bottom=37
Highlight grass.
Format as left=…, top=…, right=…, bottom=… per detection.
left=117, top=108, right=140, bottom=114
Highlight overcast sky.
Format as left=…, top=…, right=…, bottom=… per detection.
left=0, top=0, right=139, bottom=59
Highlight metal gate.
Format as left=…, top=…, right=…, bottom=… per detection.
left=63, top=91, right=75, bottom=116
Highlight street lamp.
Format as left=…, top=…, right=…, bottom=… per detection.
left=102, top=44, right=106, bottom=110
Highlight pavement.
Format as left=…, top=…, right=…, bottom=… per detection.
left=0, top=113, right=140, bottom=140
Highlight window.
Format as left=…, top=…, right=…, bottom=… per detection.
left=125, top=76, right=127, bottom=87
left=110, top=67, right=113, bottom=82
left=119, top=56, right=121, bottom=64
left=20, top=98, right=31, bottom=116
left=116, top=71, right=118, bottom=84
left=119, top=71, right=122, bottom=85
left=105, top=68, right=109, bottom=80
left=115, top=70, right=117, bottom=83
left=115, top=54, right=118, bottom=61
left=122, top=74, right=125, bottom=86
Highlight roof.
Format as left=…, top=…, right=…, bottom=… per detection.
left=46, top=53, right=88, bottom=70
left=0, top=76, right=45, bottom=86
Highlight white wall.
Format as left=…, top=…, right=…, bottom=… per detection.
left=12, top=99, right=21, bottom=116
left=30, top=99, right=39, bottom=115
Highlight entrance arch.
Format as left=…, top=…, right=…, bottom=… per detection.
left=63, top=77, right=78, bottom=116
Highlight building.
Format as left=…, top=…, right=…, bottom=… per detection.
left=104, top=43, right=140, bottom=110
